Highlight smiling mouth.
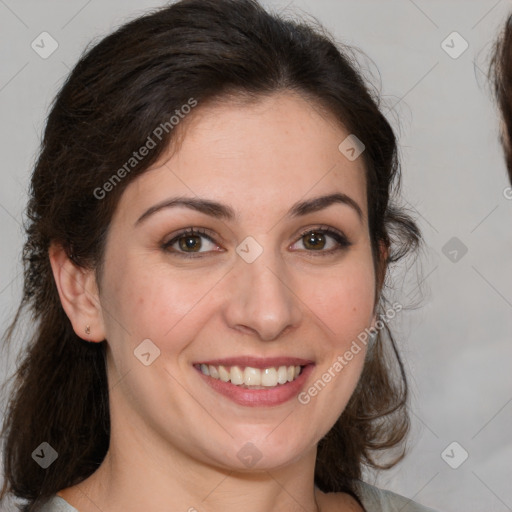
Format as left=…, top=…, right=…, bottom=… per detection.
left=194, top=363, right=305, bottom=389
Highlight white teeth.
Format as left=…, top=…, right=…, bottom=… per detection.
left=261, top=367, right=277, bottom=386
left=230, top=365, right=244, bottom=385
left=277, top=366, right=288, bottom=384
left=244, top=366, right=261, bottom=386
left=218, top=365, right=230, bottom=382
left=198, top=363, right=304, bottom=387
left=208, top=365, right=219, bottom=379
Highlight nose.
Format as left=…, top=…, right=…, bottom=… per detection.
left=222, top=248, right=302, bottom=341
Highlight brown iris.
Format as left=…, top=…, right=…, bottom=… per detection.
left=302, top=231, right=325, bottom=250
left=179, top=235, right=202, bottom=252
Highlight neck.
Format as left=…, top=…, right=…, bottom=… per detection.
left=66, top=408, right=322, bottom=512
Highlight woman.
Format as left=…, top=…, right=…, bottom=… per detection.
left=0, top=0, right=437, bottom=510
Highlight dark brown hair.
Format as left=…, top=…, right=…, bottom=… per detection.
left=491, top=12, right=512, bottom=184
left=0, top=0, right=420, bottom=509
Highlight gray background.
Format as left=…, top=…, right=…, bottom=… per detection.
left=1, top=1, right=511, bottom=511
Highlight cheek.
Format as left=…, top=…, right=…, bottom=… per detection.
left=102, top=254, right=215, bottom=343
left=302, top=261, right=376, bottom=343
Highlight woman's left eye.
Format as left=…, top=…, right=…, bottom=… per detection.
left=161, top=226, right=351, bottom=258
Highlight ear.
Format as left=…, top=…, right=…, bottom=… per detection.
left=48, top=242, right=106, bottom=342
left=371, top=240, right=389, bottom=325
left=375, top=240, right=389, bottom=296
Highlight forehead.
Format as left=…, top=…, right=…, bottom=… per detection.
left=117, top=91, right=368, bottom=223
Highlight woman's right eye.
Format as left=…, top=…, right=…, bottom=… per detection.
left=162, top=228, right=222, bottom=258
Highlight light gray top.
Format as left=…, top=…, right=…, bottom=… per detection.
left=353, top=481, right=438, bottom=511
left=37, top=481, right=439, bottom=511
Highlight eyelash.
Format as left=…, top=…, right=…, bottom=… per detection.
left=161, top=225, right=352, bottom=259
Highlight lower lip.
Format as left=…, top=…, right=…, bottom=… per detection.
left=195, top=364, right=315, bottom=407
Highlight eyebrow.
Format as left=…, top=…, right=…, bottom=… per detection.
left=134, top=192, right=363, bottom=226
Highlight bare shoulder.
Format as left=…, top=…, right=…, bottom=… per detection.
left=55, top=485, right=90, bottom=512
left=55, top=468, right=109, bottom=512
left=315, top=488, right=364, bottom=512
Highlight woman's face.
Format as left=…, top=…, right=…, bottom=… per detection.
left=96, top=91, right=378, bottom=471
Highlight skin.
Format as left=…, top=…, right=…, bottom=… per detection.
left=49, top=91, right=382, bottom=512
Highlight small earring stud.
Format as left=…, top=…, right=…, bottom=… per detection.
left=85, top=325, right=91, bottom=335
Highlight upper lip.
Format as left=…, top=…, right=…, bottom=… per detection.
left=193, top=356, right=314, bottom=369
